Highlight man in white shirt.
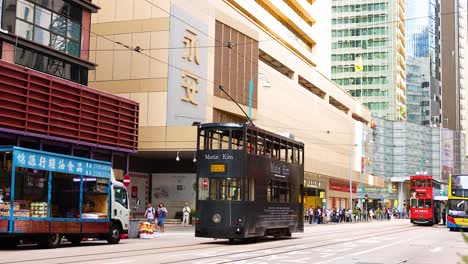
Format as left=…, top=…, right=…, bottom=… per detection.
left=182, top=203, right=191, bottom=227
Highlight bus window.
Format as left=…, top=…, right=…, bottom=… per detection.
left=426, top=179, right=432, bottom=187
left=417, top=199, right=425, bottom=208
left=416, top=179, right=424, bottom=187
left=425, top=200, right=431, bottom=208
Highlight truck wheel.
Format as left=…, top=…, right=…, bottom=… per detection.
left=107, top=224, right=121, bottom=244
left=38, top=233, right=61, bottom=248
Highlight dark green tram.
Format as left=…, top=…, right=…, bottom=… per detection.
left=195, top=123, right=304, bottom=241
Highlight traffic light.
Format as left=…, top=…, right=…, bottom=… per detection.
left=202, top=178, right=208, bottom=188
left=403, top=200, right=407, bottom=207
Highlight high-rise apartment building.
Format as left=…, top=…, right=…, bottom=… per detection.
left=331, top=0, right=406, bottom=120
left=441, top=0, right=467, bottom=173
left=405, top=0, right=441, bottom=127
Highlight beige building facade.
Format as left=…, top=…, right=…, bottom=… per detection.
left=89, top=0, right=383, bottom=214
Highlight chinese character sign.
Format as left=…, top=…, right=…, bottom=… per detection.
left=166, top=4, right=208, bottom=126
left=13, top=148, right=111, bottom=178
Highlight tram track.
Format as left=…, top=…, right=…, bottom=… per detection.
left=0, top=223, right=420, bottom=264
left=0, top=221, right=403, bottom=264
left=164, top=225, right=424, bottom=264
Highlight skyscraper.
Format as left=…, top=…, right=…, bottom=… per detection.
left=406, top=0, right=442, bottom=127
left=331, top=0, right=406, bottom=120
left=441, top=0, right=468, bottom=173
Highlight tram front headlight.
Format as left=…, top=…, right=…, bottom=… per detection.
left=212, top=214, right=221, bottom=224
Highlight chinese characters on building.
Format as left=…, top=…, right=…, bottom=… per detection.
left=181, top=29, right=201, bottom=105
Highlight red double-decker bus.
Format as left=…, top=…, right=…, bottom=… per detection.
left=409, top=175, right=442, bottom=225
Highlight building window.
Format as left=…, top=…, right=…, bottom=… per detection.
left=14, top=45, right=88, bottom=85
left=14, top=0, right=82, bottom=57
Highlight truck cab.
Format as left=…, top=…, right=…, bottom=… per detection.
left=109, top=177, right=130, bottom=242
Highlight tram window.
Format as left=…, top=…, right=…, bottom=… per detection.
left=257, top=133, right=265, bottom=156
left=200, top=178, right=242, bottom=201
left=199, top=130, right=206, bottom=150
left=265, top=135, right=273, bottom=158
left=267, top=180, right=290, bottom=203
left=411, top=180, right=415, bottom=187
left=272, top=138, right=280, bottom=160
left=425, top=200, right=431, bottom=208
left=231, top=130, right=244, bottom=150
left=198, top=178, right=209, bottom=200
left=280, top=141, right=287, bottom=162
left=426, top=179, right=432, bottom=187
left=411, top=198, right=417, bottom=208
left=245, top=177, right=255, bottom=201
left=246, top=132, right=257, bottom=155
left=226, top=178, right=241, bottom=201
left=287, top=143, right=294, bottom=163
left=279, top=182, right=290, bottom=203
left=417, top=199, right=425, bottom=208
left=299, top=147, right=303, bottom=165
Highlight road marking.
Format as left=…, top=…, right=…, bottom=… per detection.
left=430, top=247, right=442, bottom=253
left=102, top=260, right=135, bottom=264
left=350, top=239, right=405, bottom=256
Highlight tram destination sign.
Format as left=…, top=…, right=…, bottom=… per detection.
left=13, top=148, right=112, bottom=179
left=210, top=164, right=226, bottom=173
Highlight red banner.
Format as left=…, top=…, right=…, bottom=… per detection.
left=329, top=183, right=356, bottom=193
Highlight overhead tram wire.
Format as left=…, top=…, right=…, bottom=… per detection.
left=7, top=1, right=463, bottom=130
left=218, top=85, right=255, bottom=126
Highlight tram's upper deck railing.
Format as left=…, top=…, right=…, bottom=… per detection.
left=197, top=123, right=304, bottom=166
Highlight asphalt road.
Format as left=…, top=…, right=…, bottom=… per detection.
left=0, top=219, right=465, bottom=264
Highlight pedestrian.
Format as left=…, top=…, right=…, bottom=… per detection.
left=144, top=202, right=156, bottom=225
left=442, top=208, right=446, bottom=225
left=158, top=203, right=168, bottom=232
left=308, top=206, right=314, bottom=224
left=182, top=203, right=191, bottom=227
left=316, top=207, right=322, bottom=224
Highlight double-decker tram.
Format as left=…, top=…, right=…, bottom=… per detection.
left=195, top=123, right=304, bottom=241
left=447, top=174, right=468, bottom=231
left=409, top=175, right=441, bottom=225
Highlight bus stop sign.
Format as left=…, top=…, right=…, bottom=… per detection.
left=123, top=174, right=131, bottom=187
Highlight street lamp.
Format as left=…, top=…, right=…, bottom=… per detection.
left=248, top=73, right=271, bottom=122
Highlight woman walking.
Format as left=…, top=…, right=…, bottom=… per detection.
left=158, top=203, right=168, bottom=232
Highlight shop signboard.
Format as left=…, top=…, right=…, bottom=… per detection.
left=13, top=147, right=111, bottom=178
left=329, top=183, right=356, bottom=193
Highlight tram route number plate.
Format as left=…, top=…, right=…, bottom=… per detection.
left=210, top=164, right=225, bottom=173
